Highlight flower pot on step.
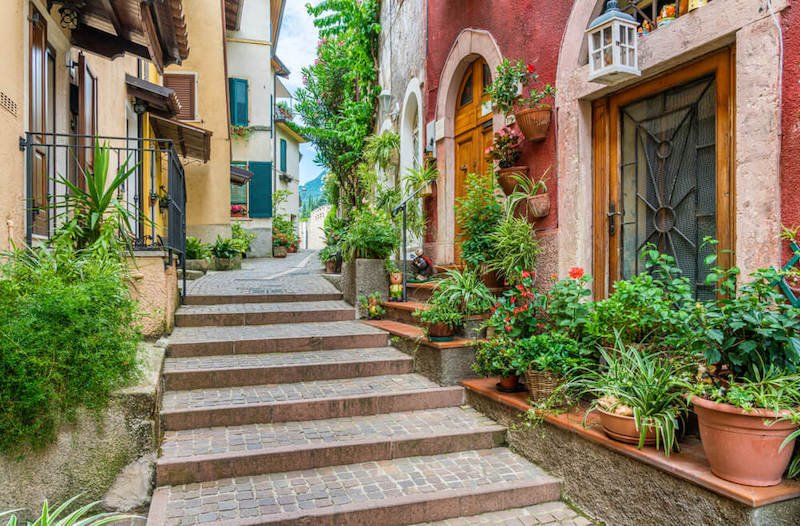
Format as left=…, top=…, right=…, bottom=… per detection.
left=461, top=314, right=489, bottom=340
left=185, top=259, right=209, bottom=273
left=273, top=246, right=288, bottom=258
left=597, top=409, right=658, bottom=446
left=515, top=105, right=551, bottom=142
left=325, top=260, right=337, bottom=274
left=524, top=369, right=562, bottom=402
left=427, top=322, right=455, bottom=342
left=692, top=396, right=799, bottom=486
left=496, top=166, right=529, bottom=196
left=498, top=374, right=520, bottom=392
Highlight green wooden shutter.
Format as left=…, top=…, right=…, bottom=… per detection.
left=248, top=161, right=272, bottom=218
left=279, top=139, right=287, bottom=172
left=228, top=78, right=249, bottom=126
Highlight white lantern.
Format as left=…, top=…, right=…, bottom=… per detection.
left=586, top=0, right=641, bottom=85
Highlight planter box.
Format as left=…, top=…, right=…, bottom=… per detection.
left=213, top=256, right=242, bottom=271
left=185, top=259, right=209, bottom=273
left=342, top=259, right=390, bottom=314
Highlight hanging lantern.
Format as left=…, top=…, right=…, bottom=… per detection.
left=54, top=0, right=86, bottom=30
left=586, top=0, right=641, bottom=85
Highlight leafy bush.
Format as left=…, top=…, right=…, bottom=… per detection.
left=358, top=292, right=385, bottom=319
left=340, top=208, right=398, bottom=261
left=456, top=172, right=503, bottom=268
left=210, top=236, right=241, bottom=259
left=231, top=222, right=256, bottom=253
left=472, top=337, right=517, bottom=377
left=488, top=270, right=546, bottom=338
left=485, top=59, right=555, bottom=116
left=430, top=268, right=495, bottom=316
left=512, top=333, right=593, bottom=378
left=185, top=236, right=210, bottom=260
left=272, top=215, right=298, bottom=249
left=487, top=216, right=540, bottom=282
left=0, top=246, right=140, bottom=453
left=414, top=303, right=463, bottom=329
left=1, top=495, right=137, bottom=525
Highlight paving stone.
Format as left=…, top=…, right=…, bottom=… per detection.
left=175, top=300, right=355, bottom=327
left=412, top=502, right=591, bottom=525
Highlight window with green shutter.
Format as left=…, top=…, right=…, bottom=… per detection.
left=279, top=139, right=287, bottom=172
left=248, top=161, right=272, bottom=218
left=228, top=78, right=249, bottom=126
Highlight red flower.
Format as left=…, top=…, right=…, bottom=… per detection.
left=569, top=267, right=585, bottom=279
left=527, top=64, right=535, bottom=73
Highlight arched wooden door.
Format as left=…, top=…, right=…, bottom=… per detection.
left=454, top=58, right=494, bottom=263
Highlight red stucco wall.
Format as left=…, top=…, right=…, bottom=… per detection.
left=425, top=0, right=574, bottom=232
left=781, top=4, right=800, bottom=261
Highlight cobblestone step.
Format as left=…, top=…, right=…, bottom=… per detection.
left=147, top=448, right=561, bottom=526
left=183, top=292, right=343, bottom=305
left=167, top=321, right=389, bottom=358
left=175, top=300, right=355, bottom=327
left=160, top=374, right=465, bottom=431
left=412, top=502, right=592, bottom=526
left=163, top=348, right=414, bottom=390
left=156, top=407, right=506, bottom=485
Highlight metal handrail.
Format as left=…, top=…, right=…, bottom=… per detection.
left=391, top=180, right=433, bottom=302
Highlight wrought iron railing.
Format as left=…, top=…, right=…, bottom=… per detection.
left=391, top=182, right=429, bottom=302
left=20, top=131, right=187, bottom=299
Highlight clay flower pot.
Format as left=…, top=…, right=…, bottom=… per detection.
left=419, top=181, right=434, bottom=198
left=496, top=166, right=529, bottom=196
left=692, top=396, right=799, bottom=486
left=597, top=409, right=658, bottom=446
left=427, top=322, right=455, bottom=342
left=526, top=193, right=550, bottom=218
left=390, top=272, right=404, bottom=285
left=498, top=374, right=520, bottom=391
left=515, top=105, right=551, bottom=142
left=273, top=246, right=288, bottom=258
left=325, top=260, right=337, bottom=274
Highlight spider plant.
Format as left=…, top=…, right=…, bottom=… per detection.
left=569, top=337, right=691, bottom=456
left=0, top=495, right=138, bottom=525
left=430, top=268, right=496, bottom=316
left=487, top=216, right=541, bottom=282
left=506, top=168, right=549, bottom=216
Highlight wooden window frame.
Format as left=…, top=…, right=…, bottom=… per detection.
left=164, top=72, right=198, bottom=121
left=592, top=48, right=735, bottom=298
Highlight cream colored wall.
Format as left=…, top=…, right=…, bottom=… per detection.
left=168, top=0, right=232, bottom=242
left=276, top=126, right=300, bottom=220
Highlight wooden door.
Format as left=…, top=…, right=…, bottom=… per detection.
left=28, top=5, right=49, bottom=236
left=454, top=58, right=493, bottom=262
left=593, top=50, right=734, bottom=298
left=77, top=52, right=97, bottom=188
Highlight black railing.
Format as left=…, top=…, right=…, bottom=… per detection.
left=391, top=182, right=429, bottom=302
left=21, top=131, right=187, bottom=300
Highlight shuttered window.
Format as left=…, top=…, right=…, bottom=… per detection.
left=229, top=78, right=249, bottom=126
left=248, top=161, right=272, bottom=218
left=279, top=139, right=287, bottom=172
left=164, top=73, right=196, bottom=120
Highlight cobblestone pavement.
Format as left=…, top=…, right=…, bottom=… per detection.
left=185, top=251, right=337, bottom=296
left=168, top=319, right=386, bottom=345
left=414, top=502, right=593, bottom=525
left=176, top=299, right=351, bottom=315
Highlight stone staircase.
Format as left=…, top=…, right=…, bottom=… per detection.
left=147, top=290, right=570, bottom=525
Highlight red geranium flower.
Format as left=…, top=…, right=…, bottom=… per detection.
left=568, top=267, right=584, bottom=279
left=527, top=64, right=535, bottom=74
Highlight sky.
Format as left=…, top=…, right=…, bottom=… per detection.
left=277, top=1, right=323, bottom=185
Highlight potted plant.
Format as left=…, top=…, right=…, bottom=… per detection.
left=486, top=59, right=556, bottom=142
left=430, top=268, right=496, bottom=339
left=513, top=333, right=592, bottom=402
left=185, top=236, right=211, bottom=273
left=320, top=245, right=340, bottom=273
left=358, top=292, right=386, bottom=320
left=272, top=233, right=289, bottom=258
left=455, top=172, right=503, bottom=285
left=689, top=261, right=800, bottom=486
left=231, top=221, right=255, bottom=257
left=472, top=336, right=522, bottom=392
left=230, top=204, right=248, bottom=218
left=404, top=162, right=439, bottom=198
left=507, top=168, right=551, bottom=220
left=414, top=302, right=463, bottom=342
left=487, top=216, right=541, bottom=284
left=485, top=126, right=526, bottom=195
left=211, top=236, right=243, bottom=270
left=487, top=270, right=545, bottom=339
left=570, top=340, right=691, bottom=455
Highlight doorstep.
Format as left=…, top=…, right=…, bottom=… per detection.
left=462, top=377, right=800, bottom=508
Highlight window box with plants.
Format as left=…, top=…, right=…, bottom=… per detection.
left=485, top=126, right=526, bottom=195
left=414, top=301, right=464, bottom=343
left=486, top=59, right=556, bottom=142
left=211, top=236, right=243, bottom=270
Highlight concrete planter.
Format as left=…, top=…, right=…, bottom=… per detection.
left=213, top=256, right=242, bottom=271
left=342, top=259, right=389, bottom=312
left=185, top=259, right=209, bottom=273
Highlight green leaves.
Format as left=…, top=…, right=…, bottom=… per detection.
left=339, top=208, right=398, bottom=261
left=430, top=268, right=495, bottom=316
left=1, top=495, right=139, bottom=525
left=455, top=172, right=503, bottom=269
left=487, top=216, right=541, bottom=282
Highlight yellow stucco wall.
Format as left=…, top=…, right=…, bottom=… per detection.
left=166, top=0, right=232, bottom=242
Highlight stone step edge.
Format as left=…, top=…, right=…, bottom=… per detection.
left=174, top=307, right=356, bottom=328
left=364, top=319, right=478, bottom=350
left=162, top=354, right=415, bottom=390
left=147, top=472, right=561, bottom=526
left=167, top=332, right=389, bottom=358
left=183, top=292, right=344, bottom=305
left=155, top=425, right=507, bottom=486
left=160, top=386, right=466, bottom=431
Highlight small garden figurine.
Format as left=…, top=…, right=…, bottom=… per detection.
left=412, top=249, right=434, bottom=281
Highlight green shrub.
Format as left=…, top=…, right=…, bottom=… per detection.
left=340, top=208, right=398, bottom=261
left=0, top=246, right=140, bottom=453
left=231, top=222, right=256, bottom=253
left=487, top=216, right=540, bottom=282
left=1, top=494, right=138, bottom=525
left=512, top=333, right=593, bottom=378
left=185, top=236, right=210, bottom=260
left=210, top=236, right=241, bottom=259
left=414, top=303, right=463, bottom=329
left=456, top=172, right=503, bottom=269
left=472, top=337, right=517, bottom=377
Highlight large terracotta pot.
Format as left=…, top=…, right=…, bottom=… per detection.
left=427, top=322, right=455, bottom=342
left=325, top=260, right=337, bottom=274
left=480, top=269, right=505, bottom=288
left=496, top=166, right=529, bottom=196
left=515, top=105, right=551, bottom=142
left=597, top=409, right=658, bottom=446
left=692, top=396, right=798, bottom=486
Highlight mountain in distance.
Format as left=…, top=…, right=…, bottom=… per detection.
left=299, top=170, right=328, bottom=218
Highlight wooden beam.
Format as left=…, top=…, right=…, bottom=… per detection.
left=98, top=0, right=128, bottom=39
left=176, top=125, right=187, bottom=158
left=70, top=24, right=151, bottom=61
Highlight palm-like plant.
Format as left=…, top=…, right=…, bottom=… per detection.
left=1, top=495, right=138, bottom=525
left=364, top=131, right=400, bottom=182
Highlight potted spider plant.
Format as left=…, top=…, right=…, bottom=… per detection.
left=486, top=59, right=556, bottom=142
left=429, top=268, right=496, bottom=339
left=485, top=126, right=526, bottom=195
left=404, top=163, right=439, bottom=198
left=508, top=168, right=551, bottom=220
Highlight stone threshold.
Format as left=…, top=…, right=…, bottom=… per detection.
left=462, top=377, right=800, bottom=508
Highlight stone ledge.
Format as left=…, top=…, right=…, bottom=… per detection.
left=462, top=378, right=800, bottom=514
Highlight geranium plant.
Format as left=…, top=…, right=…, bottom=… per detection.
left=485, top=126, right=523, bottom=168
left=488, top=270, right=546, bottom=338
left=543, top=268, right=593, bottom=341
left=485, top=59, right=556, bottom=116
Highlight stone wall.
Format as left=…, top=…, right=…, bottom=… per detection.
left=128, top=252, right=179, bottom=338
left=0, top=343, right=164, bottom=520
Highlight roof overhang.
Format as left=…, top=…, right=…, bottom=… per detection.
left=149, top=115, right=212, bottom=162
left=275, top=77, right=292, bottom=98
left=125, top=74, right=180, bottom=117
left=230, top=165, right=254, bottom=185
left=59, top=0, right=189, bottom=72
left=276, top=120, right=307, bottom=144
left=224, top=0, right=244, bottom=31
left=272, top=56, right=291, bottom=78
left=271, top=0, right=286, bottom=47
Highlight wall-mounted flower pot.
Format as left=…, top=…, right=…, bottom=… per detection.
left=526, top=193, right=551, bottom=218
left=213, top=255, right=242, bottom=271
left=692, top=396, right=798, bottom=486
left=597, top=409, right=658, bottom=446
left=419, top=181, right=434, bottom=198
left=496, top=166, right=529, bottom=196
left=515, top=105, right=551, bottom=142
left=427, top=322, right=455, bottom=342
left=273, top=246, right=288, bottom=258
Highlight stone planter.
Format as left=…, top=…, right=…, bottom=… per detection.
left=342, top=259, right=390, bottom=311
left=185, top=258, right=209, bottom=273
left=515, top=105, right=551, bottom=142
left=496, top=166, right=529, bottom=196
left=213, top=255, right=242, bottom=271
left=273, top=246, right=288, bottom=258
left=461, top=314, right=488, bottom=340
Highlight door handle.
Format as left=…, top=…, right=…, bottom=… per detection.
left=608, top=203, right=622, bottom=236
left=460, top=164, right=468, bottom=172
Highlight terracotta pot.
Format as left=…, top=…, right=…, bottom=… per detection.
left=427, top=322, right=455, bottom=342
left=526, top=193, right=550, bottom=218
left=498, top=374, right=520, bottom=391
left=325, top=260, right=337, bottom=274
left=390, top=272, right=404, bottom=285
left=496, top=166, right=529, bottom=196
left=515, top=105, right=551, bottom=142
left=287, top=245, right=298, bottom=253
left=273, top=246, right=288, bottom=258
left=419, top=181, right=434, bottom=198
left=597, top=409, right=658, bottom=446
left=692, top=396, right=798, bottom=486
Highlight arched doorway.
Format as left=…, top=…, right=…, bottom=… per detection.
left=453, top=58, right=493, bottom=262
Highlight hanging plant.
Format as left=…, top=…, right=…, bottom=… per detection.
left=486, top=59, right=556, bottom=142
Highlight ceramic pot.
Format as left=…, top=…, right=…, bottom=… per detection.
left=390, top=272, right=404, bottom=285
left=273, top=246, right=288, bottom=258
left=427, top=322, right=455, bottom=342
left=515, top=105, right=551, bottom=142
left=526, top=193, right=550, bottom=219
left=598, top=409, right=658, bottom=446
left=480, top=268, right=504, bottom=288
left=325, top=260, right=337, bottom=274
left=496, top=166, right=529, bottom=196
left=213, top=255, right=242, bottom=271
left=498, top=374, right=520, bottom=391
left=692, top=396, right=798, bottom=486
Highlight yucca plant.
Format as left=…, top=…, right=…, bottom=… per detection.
left=569, top=337, right=691, bottom=456
left=0, top=495, right=138, bottom=525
